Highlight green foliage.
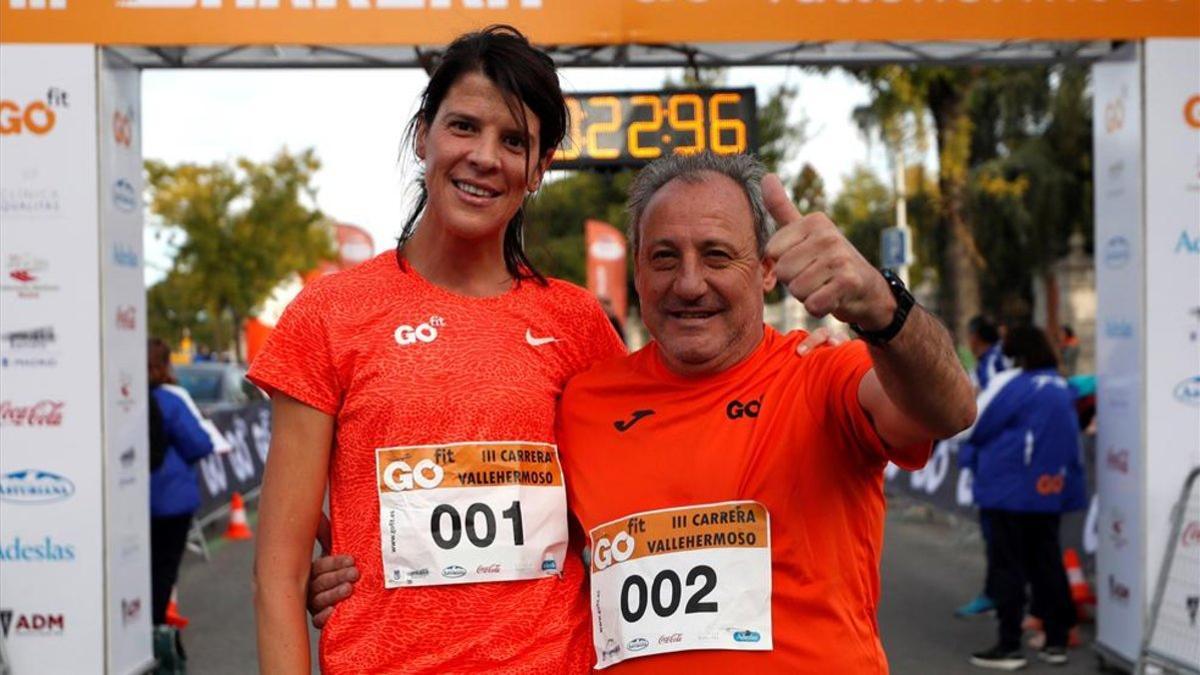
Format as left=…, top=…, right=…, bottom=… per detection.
left=145, top=148, right=336, bottom=359
left=791, top=163, right=827, bottom=214
left=966, top=65, right=1093, bottom=319
left=524, top=170, right=634, bottom=285
left=832, top=166, right=891, bottom=266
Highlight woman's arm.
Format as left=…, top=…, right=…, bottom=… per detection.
left=254, top=393, right=334, bottom=674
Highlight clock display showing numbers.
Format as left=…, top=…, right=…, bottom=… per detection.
left=553, top=88, right=758, bottom=170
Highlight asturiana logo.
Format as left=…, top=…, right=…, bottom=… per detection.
left=111, top=178, right=138, bottom=212
left=1174, top=376, right=1200, bottom=406
left=0, top=470, right=75, bottom=504
left=1104, top=320, right=1134, bottom=340
left=1103, top=235, right=1132, bottom=269
left=0, top=535, right=76, bottom=562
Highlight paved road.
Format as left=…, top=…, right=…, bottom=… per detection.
left=176, top=498, right=1106, bottom=674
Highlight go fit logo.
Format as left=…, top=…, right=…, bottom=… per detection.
left=1185, top=94, right=1200, bottom=130
left=0, top=88, right=68, bottom=137
left=395, top=315, right=444, bottom=346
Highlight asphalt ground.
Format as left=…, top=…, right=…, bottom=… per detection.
left=176, top=497, right=1108, bottom=674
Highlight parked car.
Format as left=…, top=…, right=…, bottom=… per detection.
left=174, top=362, right=266, bottom=416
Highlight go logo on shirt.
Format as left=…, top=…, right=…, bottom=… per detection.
left=394, top=315, right=445, bottom=346
left=593, top=530, right=636, bottom=570
left=382, top=458, right=445, bottom=491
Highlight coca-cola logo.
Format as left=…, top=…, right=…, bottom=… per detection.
left=658, top=633, right=683, bottom=645
left=475, top=564, right=501, bottom=575
left=1182, top=521, right=1200, bottom=548
left=1105, top=448, right=1130, bottom=474
left=0, top=400, right=64, bottom=426
left=115, top=305, right=136, bottom=331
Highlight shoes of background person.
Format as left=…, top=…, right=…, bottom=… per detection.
left=970, top=644, right=1029, bottom=671
left=1037, top=646, right=1069, bottom=666
left=956, top=594, right=997, bottom=618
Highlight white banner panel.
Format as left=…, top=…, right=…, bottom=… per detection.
left=1092, top=50, right=1147, bottom=663
left=0, top=44, right=105, bottom=675
left=1143, top=37, right=1200, bottom=671
left=98, top=49, right=154, bottom=675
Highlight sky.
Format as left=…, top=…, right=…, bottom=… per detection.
left=140, top=66, right=887, bottom=282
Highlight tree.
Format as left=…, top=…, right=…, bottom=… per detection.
left=791, top=163, right=827, bottom=214
left=831, top=166, right=892, bottom=267
left=848, top=66, right=986, bottom=341
left=966, top=65, right=1093, bottom=328
left=145, top=148, right=335, bottom=360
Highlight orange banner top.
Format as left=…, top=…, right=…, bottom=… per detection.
left=1, top=0, right=1196, bottom=45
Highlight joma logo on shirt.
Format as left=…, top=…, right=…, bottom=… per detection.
left=395, top=316, right=444, bottom=346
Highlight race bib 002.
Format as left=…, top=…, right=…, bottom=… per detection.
left=376, top=441, right=568, bottom=588
left=589, top=501, right=772, bottom=669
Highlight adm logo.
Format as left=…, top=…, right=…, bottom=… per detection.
left=0, top=470, right=75, bottom=504
left=0, top=609, right=65, bottom=637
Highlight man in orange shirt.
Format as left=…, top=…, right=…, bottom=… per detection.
left=558, top=151, right=974, bottom=672
left=308, top=151, right=976, bottom=671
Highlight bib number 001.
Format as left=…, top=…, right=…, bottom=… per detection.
left=620, top=565, right=718, bottom=622
left=376, top=441, right=568, bottom=588
left=430, top=501, right=524, bottom=549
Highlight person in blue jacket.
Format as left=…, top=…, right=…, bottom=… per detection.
left=148, top=337, right=216, bottom=669
left=960, top=325, right=1086, bottom=671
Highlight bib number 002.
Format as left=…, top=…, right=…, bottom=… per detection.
left=589, top=501, right=772, bottom=669
left=620, top=565, right=717, bottom=622
left=430, top=501, right=524, bottom=549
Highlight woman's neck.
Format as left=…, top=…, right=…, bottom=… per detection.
left=403, top=218, right=514, bottom=297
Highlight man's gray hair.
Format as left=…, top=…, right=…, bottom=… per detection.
left=626, top=151, right=772, bottom=257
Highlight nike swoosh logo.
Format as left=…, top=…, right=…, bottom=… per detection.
left=525, top=328, right=558, bottom=347
left=613, top=409, right=655, bottom=432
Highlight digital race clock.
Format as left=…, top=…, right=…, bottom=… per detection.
left=553, top=88, right=758, bottom=170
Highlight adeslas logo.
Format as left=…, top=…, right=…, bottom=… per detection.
left=0, top=470, right=75, bottom=504
left=0, top=535, right=76, bottom=562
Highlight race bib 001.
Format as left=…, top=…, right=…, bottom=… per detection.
left=376, top=441, right=567, bottom=588
left=589, top=501, right=772, bottom=669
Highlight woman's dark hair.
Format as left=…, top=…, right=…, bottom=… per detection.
left=1001, top=324, right=1059, bottom=371
left=396, top=24, right=566, bottom=285
left=968, top=315, right=1000, bottom=344
left=147, top=337, right=172, bottom=386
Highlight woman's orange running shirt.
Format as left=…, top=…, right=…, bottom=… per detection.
left=248, top=252, right=625, bottom=674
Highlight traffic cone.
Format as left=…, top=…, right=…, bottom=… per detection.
left=164, top=587, right=189, bottom=629
left=224, top=492, right=253, bottom=540
left=1063, top=548, right=1095, bottom=615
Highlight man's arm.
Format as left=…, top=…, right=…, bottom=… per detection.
left=858, top=306, right=977, bottom=451
left=762, top=172, right=975, bottom=454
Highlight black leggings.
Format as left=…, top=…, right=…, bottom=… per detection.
left=982, top=509, right=1076, bottom=650
left=151, top=514, right=194, bottom=626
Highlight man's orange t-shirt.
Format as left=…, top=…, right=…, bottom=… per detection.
left=557, top=326, right=931, bottom=674
left=247, top=252, right=625, bottom=674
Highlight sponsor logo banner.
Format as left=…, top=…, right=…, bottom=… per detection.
left=0, top=400, right=64, bottom=426
left=0, top=609, right=65, bottom=637
left=0, top=470, right=75, bottom=504
left=0, top=535, right=76, bottom=562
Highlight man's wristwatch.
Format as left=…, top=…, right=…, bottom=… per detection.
left=850, top=268, right=915, bottom=346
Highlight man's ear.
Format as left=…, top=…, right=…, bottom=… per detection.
left=529, top=149, right=554, bottom=192
left=415, top=120, right=428, bottom=161
left=761, top=255, right=778, bottom=293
